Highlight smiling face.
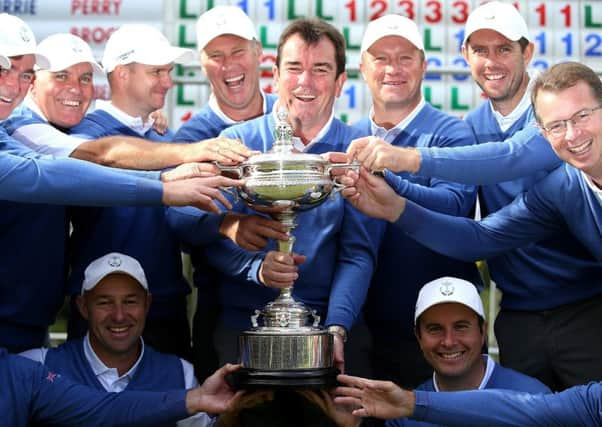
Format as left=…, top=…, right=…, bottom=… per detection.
left=200, top=35, right=263, bottom=121
left=0, top=54, right=36, bottom=120
left=416, top=303, right=486, bottom=390
left=114, top=62, right=174, bottom=120
left=463, top=29, right=533, bottom=115
left=537, top=81, right=602, bottom=181
left=273, top=33, right=346, bottom=142
left=360, top=36, right=425, bottom=121
left=77, top=273, right=151, bottom=367
left=30, top=62, right=94, bottom=128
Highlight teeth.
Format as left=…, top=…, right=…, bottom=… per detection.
left=485, top=73, right=504, bottom=81
left=62, top=100, right=80, bottom=107
left=296, top=95, right=316, bottom=101
left=225, top=74, right=244, bottom=83
left=225, top=74, right=244, bottom=88
left=440, top=352, right=463, bottom=359
left=0, top=96, right=13, bottom=103
left=109, top=326, right=128, bottom=333
left=569, top=140, right=592, bottom=154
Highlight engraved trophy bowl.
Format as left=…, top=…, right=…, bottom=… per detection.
left=220, top=109, right=357, bottom=389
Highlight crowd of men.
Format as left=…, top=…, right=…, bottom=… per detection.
left=1, top=1, right=601, bottom=426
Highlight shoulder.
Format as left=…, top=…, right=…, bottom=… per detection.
left=488, top=362, right=551, bottom=393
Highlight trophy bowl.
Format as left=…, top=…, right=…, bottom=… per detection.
left=220, top=110, right=356, bottom=389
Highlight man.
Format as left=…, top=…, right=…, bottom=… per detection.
left=345, top=2, right=602, bottom=391
left=167, top=6, right=284, bottom=380
left=64, top=24, right=211, bottom=359
left=172, top=18, right=378, bottom=371
left=348, top=14, right=479, bottom=388
left=388, top=276, right=548, bottom=427
left=0, top=14, right=242, bottom=352
left=3, top=345, right=241, bottom=427
left=340, top=62, right=602, bottom=387
left=22, top=252, right=215, bottom=426
left=336, top=376, right=600, bottom=426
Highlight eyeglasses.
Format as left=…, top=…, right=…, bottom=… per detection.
left=541, top=106, right=602, bottom=138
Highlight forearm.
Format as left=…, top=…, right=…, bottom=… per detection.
left=72, top=136, right=199, bottom=170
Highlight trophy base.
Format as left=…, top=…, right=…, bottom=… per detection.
left=227, top=367, right=340, bottom=390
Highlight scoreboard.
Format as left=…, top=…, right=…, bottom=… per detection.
left=5, top=0, right=602, bottom=127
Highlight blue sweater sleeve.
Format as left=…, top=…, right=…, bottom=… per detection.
left=166, top=206, right=226, bottom=245
left=418, top=126, right=562, bottom=184
left=396, top=187, right=560, bottom=262
left=13, top=355, right=188, bottom=426
left=0, top=152, right=162, bottom=206
left=413, top=383, right=602, bottom=426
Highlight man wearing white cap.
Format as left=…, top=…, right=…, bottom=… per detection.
left=168, top=5, right=284, bottom=381
left=344, top=14, right=479, bottom=390
left=0, top=14, right=242, bottom=354
left=64, top=24, right=221, bottom=361
left=342, top=2, right=602, bottom=391
left=22, top=252, right=216, bottom=427
left=386, top=277, right=548, bottom=426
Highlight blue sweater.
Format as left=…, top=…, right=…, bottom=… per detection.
left=0, top=347, right=187, bottom=427
left=393, top=103, right=601, bottom=311
left=388, top=361, right=550, bottom=427
left=170, top=114, right=379, bottom=330
left=173, top=93, right=277, bottom=142
left=413, top=382, right=602, bottom=426
left=353, top=104, right=479, bottom=339
left=67, top=111, right=190, bottom=316
left=397, top=163, right=602, bottom=309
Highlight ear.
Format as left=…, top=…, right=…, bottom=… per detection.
left=334, top=71, right=347, bottom=98
left=272, top=64, right=280, bottom=94
left=522, top=42, right=535, bottom=67
left=76, top=295, right=89, bottom=321
left=461, top=44, right=469, bottom=63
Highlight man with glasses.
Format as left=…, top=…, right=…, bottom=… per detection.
left=339, top=61, right=602, bottom=392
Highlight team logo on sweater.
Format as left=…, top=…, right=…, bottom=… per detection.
left=45, top=371, right=60, bottom=383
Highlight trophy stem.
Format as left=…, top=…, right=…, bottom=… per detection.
left=276, top=219, right=296, bottom=303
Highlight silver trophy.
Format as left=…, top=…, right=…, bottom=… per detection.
left=221, top=109, right=357, bottom=388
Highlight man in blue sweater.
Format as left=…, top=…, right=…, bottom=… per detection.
left=171, top=18, right=378, bottom=372
left=22, top=252, right=215, bottom=426
left=168, top=6, right=285, bottom=381
left=344, top=2, right=602, bottom=391
left=63, top=24, right=215, bottom=360
left=336, top=374, right=601, bottom=426
left=0, top=15, right=242, bottom=353
left=339, top=62, right=602, bottom=388
left=386, top=276, right=549, bottom=427
left=347, top=14, right=479, bottom=389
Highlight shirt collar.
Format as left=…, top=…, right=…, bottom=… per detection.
left=369, top=97, right=426, bottom=143
left=490, top=69, right=539, bottom=132
left=208, top=91, right=269, bottom=125
left=83, top=333, right=145, bottom=384
left=271, top=100, right=335, bottom=152
left=582, top=170, right=602, bottom=208
left=24, top=95, right=49, bottom=123
left=96, top=100, right=154, bottom=135
left=433, top=354, right=493, bottom=391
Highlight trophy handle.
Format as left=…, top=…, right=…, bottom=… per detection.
left=327, top=161, right=361, bottom=197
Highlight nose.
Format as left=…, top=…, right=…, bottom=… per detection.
left=162, top=73, right=174, bottom=89
left=111, top=304, right=126, bottom=322
left=441, top=329, right=457, bottom=347
left=297, top=70, right=312, bottom=86
left=564, top=120, right=581, bottom=141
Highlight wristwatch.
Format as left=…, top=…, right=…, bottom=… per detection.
left=327, top=325, right=348, bottom=343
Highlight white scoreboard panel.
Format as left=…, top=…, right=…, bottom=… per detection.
left=5, top=0, right=601, bottom=127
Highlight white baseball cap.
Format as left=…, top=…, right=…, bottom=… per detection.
left=36, top=33, right=103, bottom=75
left=463, top=1, right=530, bottom=45
left=414, top=277, right=484, bottom=323
left=196, top=6, right=258, bottom=51
left=0, top=54, right=9, bottom=69
left=102, top=24, right=196, bottom=73
left=81, top=252, right=149, bottom=294
left=0, top=13, right=49, bottom=68
left=360, top=14, right=424, bottom=55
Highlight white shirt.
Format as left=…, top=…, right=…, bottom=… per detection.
left=582, top=171, right=602, bottom=208
left=208, top=91, right=270, bottom=124
left=21, top=335, right=214, bottom=427
left=369, top=97, right=426, bottom=144
left=10, top=96, right=90, bottom=157
left=490, top=69, right=540, bottom=133
left=94, top=100, right=154, bottom=136
left=432, top=354, right=495, bottom=392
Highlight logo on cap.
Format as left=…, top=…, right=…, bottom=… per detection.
left=386, top=23, right=400, bottom=30
left=107, top=255, right=122, bottom=268
left=19, top=26, right=30, bottom=43
left=215, top=15, right=228, bottom=28
left=439, top=281, right=455, bottom=296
